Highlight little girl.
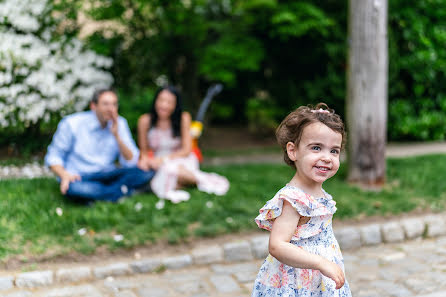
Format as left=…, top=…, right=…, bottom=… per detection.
left=251, top=103, right=352, bottom=297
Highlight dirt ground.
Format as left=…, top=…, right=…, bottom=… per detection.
left=0, top=126, right=275, bottom=160
left=199, top=126, right=278, bottom=150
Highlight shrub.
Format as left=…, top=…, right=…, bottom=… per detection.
left=0, top=0, right=113, bottom=133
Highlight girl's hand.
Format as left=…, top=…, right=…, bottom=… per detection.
left=319, top=259, right=345, bottom=289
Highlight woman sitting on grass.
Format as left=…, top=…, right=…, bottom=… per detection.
left=137, top=86, right=229, bottom=203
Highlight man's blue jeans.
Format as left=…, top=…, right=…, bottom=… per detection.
left=65, top=167, right=155, bottom=203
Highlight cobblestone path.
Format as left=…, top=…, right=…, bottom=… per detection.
left=2, top=236, right=446, bottom=297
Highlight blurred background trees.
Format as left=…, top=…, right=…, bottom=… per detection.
left=1, top=0, right=446, bottom=155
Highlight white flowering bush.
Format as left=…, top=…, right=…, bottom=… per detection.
left=0, top=0, right=113, bottom=130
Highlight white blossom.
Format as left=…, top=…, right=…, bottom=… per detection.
left=77, top=228, right=87, bottom=236
left=0, top=0, right=113, bottom=128
left=155, top=199, right=165, bottom=210
left=134, top=202, right=143, bottom=212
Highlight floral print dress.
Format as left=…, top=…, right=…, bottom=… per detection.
left=251, top=185, right=352, bottom=297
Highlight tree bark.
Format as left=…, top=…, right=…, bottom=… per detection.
left=346, top=0, right=388, bottom=187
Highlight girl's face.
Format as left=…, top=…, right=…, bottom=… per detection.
left=155, top=89, right=177, bottom=120
left=287, top=122, right=342, bottom=188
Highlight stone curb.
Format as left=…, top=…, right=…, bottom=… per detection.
left=1, top=212, right=445, bottom=291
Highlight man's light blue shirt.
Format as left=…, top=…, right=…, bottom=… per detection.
left=45, top=111, right=139, bottom=175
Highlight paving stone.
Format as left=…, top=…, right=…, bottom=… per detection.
left=103, top=278, right=143, bottom=291
left=234, top=271, right=257, bottom=283
left=138, top=286, right=172, bottom=297
left=358, top=258, right=379, bottom=267
left=416, top=292, right=446, bottom=297
left=372, top=281, right=412, bottom=297
left=435, top=236, right=446, bottom=245
left=130, top=258, right=162, bottom=273
left=334, top=227, right=361, bottom=249
left=425, top=215, right=446, bottom=237
left=56, top=266, right=91, bottom=283
left=401, top=217, right=425, bottom=239
left=381, top=222, right=405, bottom=243
left=163, top=254, right=192, bottom=269
left=360, top=224, right=382, bottom=245
left=388, top=287, right=414, bottom=297
left=380, top=252, right=406, bottom=263
left=115, top=291, right=138, bottom=297
left=173, top=280, right=210, bottom=293
left=370, top=280, right=397, bottom=290
left=355, top=290, right=382, bottom=297
left=93, top=263, right=132, bottom=279
left=0, top=276, right=14, bottom=290
left=209, top=275, right=241, bottom=293
left=15, top=270, right=53, bottom=288
left=211, top=262, right=261, bottom=275
left=191, top=245, right=223, bottom=265
left=223, top=241, right=254, bottom=262
left=35, top=285, right=102, bottom=297
left=356, top=271, right=379, bottom=282
left=189, top=294, right=210, bottom=297
left=342, top=254, right=360, bottom=264
left=249, top=235, right=269, bottom=259
left=404, top=278, right=437, bottom=294
left=378, top=269, right=404, bottom=281
left=430, top=271, right=446, bottom=286
left=243, top=282, right=254, bottom=292
left=396, top=258, right=430, bottom=274
left=3, top=292, right=32, bottom=297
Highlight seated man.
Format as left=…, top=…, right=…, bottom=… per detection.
left=45, top=88, right=154, bottom=203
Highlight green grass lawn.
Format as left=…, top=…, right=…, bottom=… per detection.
left=1, top=154, right=446, bottom=263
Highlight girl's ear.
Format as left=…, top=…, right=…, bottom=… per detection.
left=286, top=141, right=297, bottom=162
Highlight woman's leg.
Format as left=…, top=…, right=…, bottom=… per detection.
left=176, top=165, right=197, bottom=188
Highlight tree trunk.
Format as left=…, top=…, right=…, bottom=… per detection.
left=346, top=0, right=388, bottom=187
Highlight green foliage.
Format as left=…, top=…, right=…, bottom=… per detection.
left=200, top=35, right=265, bottom=85
left=53, top=0, right=342, bottom=116
left=388, top=0, right=446, bottom=140
left=270, top=2, right=334, bottom=39
left=2, top=155, right=446, bottom=262
left=389, top=98, right=446, bottom=140
left=245, top=95, right=284, bottom=135
left=117, top=87, right=156, bottom=135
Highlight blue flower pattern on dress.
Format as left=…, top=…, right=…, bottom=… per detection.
left=252, top=185, right=352, bottom=297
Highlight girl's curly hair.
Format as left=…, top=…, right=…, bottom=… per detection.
left=276, top=103, right=346, bottom=168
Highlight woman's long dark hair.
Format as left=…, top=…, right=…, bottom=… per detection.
left=150, top=86, right=183, bottom=137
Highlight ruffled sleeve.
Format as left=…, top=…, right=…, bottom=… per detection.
left=255, top=185, right=337, bottom=240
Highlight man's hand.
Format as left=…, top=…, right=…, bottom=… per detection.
left=60, top=172, right=81, bottom=195
left=138, top=156, right=165, bottom=171
left=110, top=109, right=119, bottom=137
left=137, top=155, right=152, bottom=171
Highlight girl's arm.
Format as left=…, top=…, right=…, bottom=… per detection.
left=166, top=112, right=192, bottom=159
left=269, top=200, right=345, bottom=289
left=136, top=113, right=152, bottom=170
